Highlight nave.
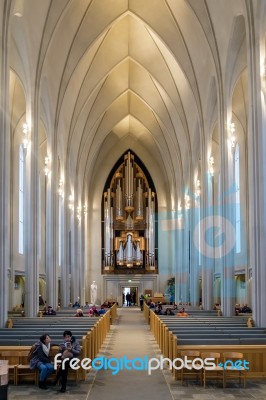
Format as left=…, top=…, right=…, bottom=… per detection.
left=8, top=308, right=266, bottom=400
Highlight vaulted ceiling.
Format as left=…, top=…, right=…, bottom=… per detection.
left=9, top=0, right=250, bottom=209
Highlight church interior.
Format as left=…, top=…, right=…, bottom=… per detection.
left=0, top=0, right=266, bottom=397
left=0, top=0, right=266, bottom=360
left=1, top=0, right=266, bottom=331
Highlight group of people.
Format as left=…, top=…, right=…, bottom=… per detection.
left=124, top=291, right=137, bottom=306
left=30, top=330, right=81, bottom=393
left=74, top=305, right=107, bottom=317
left=235, top=303, right=252, bottom=315
left=150, top=301, right=189, bottom=317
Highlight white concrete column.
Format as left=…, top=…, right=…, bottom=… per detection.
left=175, top=208, right=183, bottom=304
left=69, top=205, right=75, bottom=303
left=24, top=112, right=39, bottom=317
left=220, top=112, right=235, bottom=317
left=246, top=4, right=266, bottom=327
left=201, top=164, right=214, bottom=310
left=79, top=214, right=86, bottom=306
left=45, top=154, right=58, bottom=309
left=83, top=204, right=88, bottom=302
left=61, top=197, right=69, bottom=307
left=180, top=205, right=190, bottom=303
left=190, top=201, right=200, bottom=306
left=0, top=1, right=11, bottom=328
left=72, top=208, right=80, bottom=304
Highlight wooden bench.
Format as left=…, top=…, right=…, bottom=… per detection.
left=0, top=345, right=85, bottom=385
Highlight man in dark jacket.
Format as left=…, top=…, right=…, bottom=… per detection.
left=55, top=330, right=81, bottom=393
left=30, top=333, right=55, bottom=389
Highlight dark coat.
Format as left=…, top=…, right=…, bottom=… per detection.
left=58, top=336, right=81, bottom=358
left=30, top=341, right=53, bottom=369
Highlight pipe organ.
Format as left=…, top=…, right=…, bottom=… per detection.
left=103, top=151, right=157, bottom=272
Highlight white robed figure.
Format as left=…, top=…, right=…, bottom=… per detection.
left=90, top=281, right=97, bottom=305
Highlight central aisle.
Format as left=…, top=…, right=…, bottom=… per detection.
left=86, top=307, right=173, bottom=400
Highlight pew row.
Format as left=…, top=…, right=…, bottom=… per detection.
left=0, top=305, right=117, bottom=385
left=146, top=306, right=266, bottom=385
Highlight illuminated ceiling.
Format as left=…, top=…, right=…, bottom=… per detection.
left=9, top=0, right=249, bottom=207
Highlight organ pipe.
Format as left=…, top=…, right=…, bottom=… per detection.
left=102, top=151, right=156, bottom=270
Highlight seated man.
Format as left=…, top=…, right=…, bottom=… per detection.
left=43, top=306, right=56, bottom=315
left=99, top=306, right=107, bottom=315
left=241, top=304, right=252, bottom=313
left=149, top=301, right=156, bottom=309
left=164, top=308, right=174, bottom=315
left=154, top=304, right=163, bottom=315
left=177, top=307, right=189, bottom=317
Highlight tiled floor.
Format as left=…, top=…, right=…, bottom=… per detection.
left=7, top=308, right=266, bottom=399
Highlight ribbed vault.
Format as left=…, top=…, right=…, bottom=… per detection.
left=9, top=0, right=249, bottom=210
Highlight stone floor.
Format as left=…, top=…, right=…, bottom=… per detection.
left=7, top=308, right=266, bottom=400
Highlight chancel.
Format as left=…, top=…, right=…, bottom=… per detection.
left=103, top=151, right=157, bottom=273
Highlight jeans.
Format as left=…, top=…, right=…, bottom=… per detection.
left=38, top=362, right=54, bottom=382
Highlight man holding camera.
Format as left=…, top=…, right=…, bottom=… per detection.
left=54, top=330, right=81, bottom=393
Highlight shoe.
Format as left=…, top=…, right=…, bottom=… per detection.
left=60, top=387, right=66, bottom=393
left=39, top=381, right=47, bottom=390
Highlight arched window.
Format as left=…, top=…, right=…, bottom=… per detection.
left=234, top=143, right=241, bottom=253
left=18, top=145, right=24, bottom=254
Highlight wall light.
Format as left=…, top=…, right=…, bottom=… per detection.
left=195, top=179, right=201, bottom=197
left=58, top=178, right=64, bottom=198
left=229, top=122, right=236, bottom=148
left=44, top=156, right=50, bottom=176
left=13, top=0, right=23, bottom=17
left=260, top=62, right=266, bottom=79
left=22, top=123, right=29, bottom=148
left=77, top=206, right=81, bottom=223
left=68, top=194, right=74, bottom=211
left=83, top=204, right=88, bottom=216
left=185, top=194, right=190, bottom=210
left=209, top=157, right=214, bottom=176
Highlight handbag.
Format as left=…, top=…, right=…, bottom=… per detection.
left=61, top=349, right=73, bottom=359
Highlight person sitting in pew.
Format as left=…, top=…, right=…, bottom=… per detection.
left=54, top=330, right=81, bottom=393
left=29, top=333, right=55, bottom=390
left=74, top=308, right=84, bottom=317
left=99, top=306, right=107, bottom=315
left=43, top=305, right=56, bottom=315
left=154, top=304, right=163, bottom=315
left=176, top=307, right=189, bottom=317
left=88, top=306, right=100, bottom=317
left=164, top=307, right=174, bottom=315
left=241, top=304, right=252, bottom=313
left=148, top=301, right=156, bottom=309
